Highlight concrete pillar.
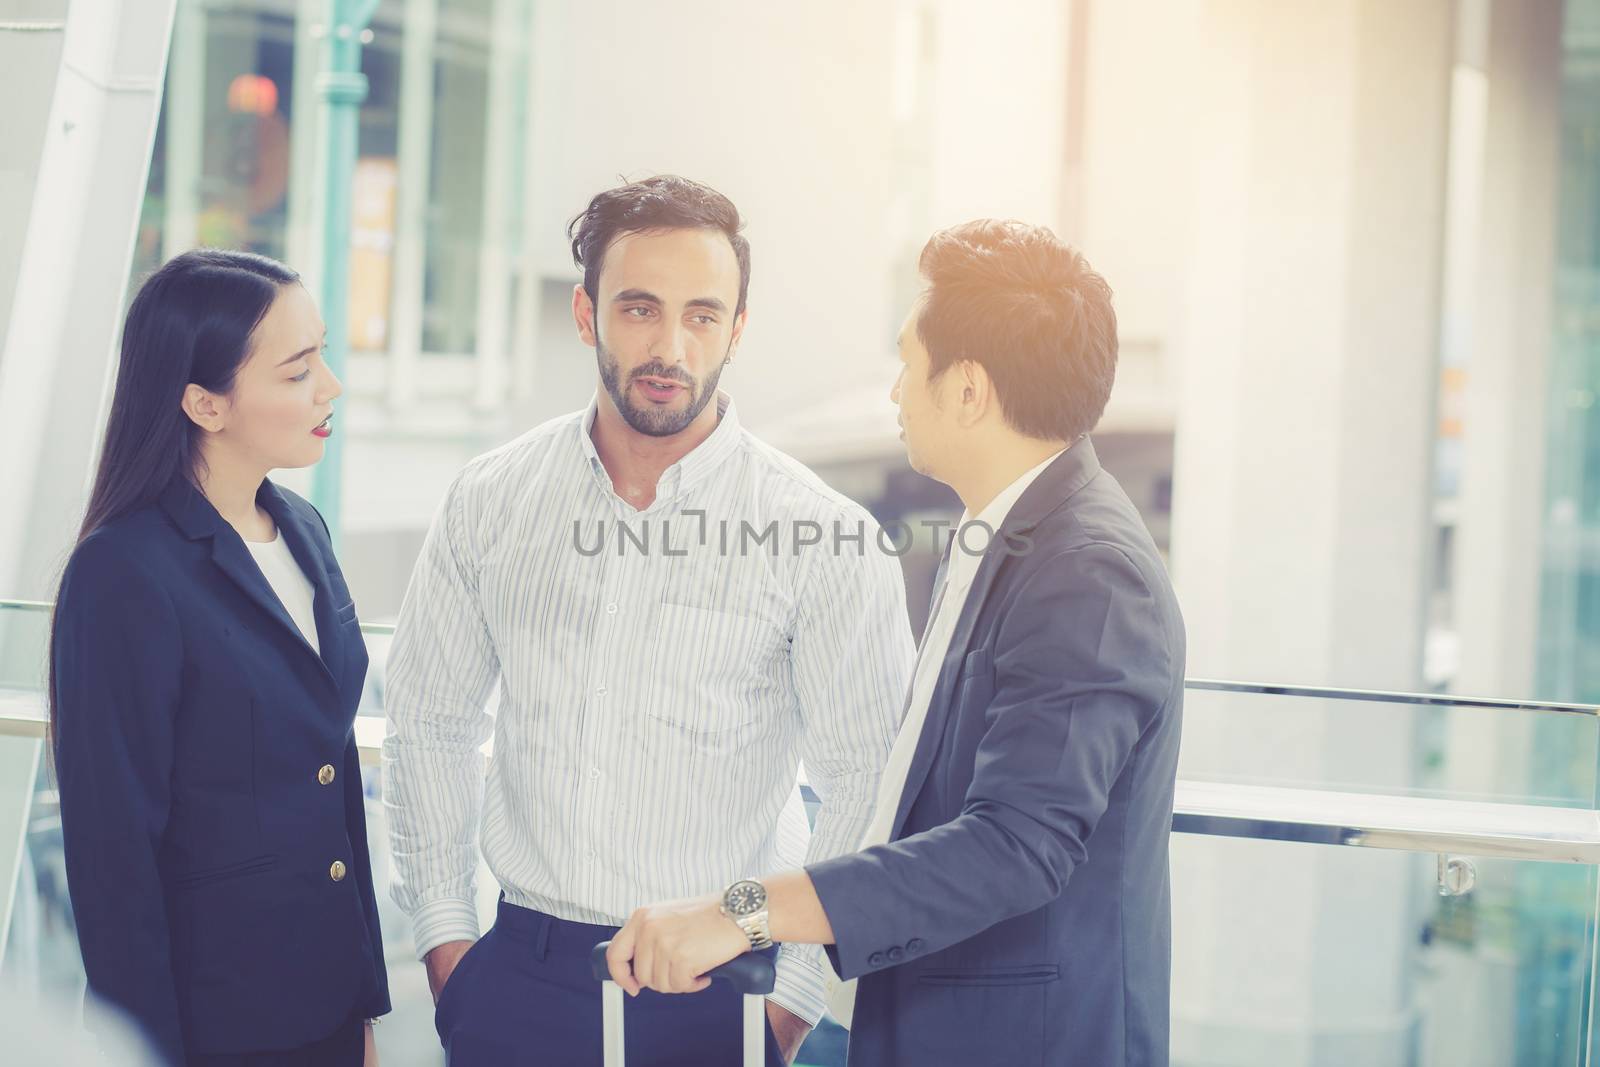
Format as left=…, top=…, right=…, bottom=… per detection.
left=286, top=0, right=326, bottom=293
left=0, top=0, right=176, bottom=598
left=1166, top=2, right=1454, bottom=1063
left=385, top=0, right=436, bottom=409
left=0, top=0, right=175, bottom=971
left=159, top=0, right=203, bottom=261
left=471, top=0, right=527, bottom=411
left=1440, top=0, right=1562, bottom=804
left=0, top=6, right=68, bottom=427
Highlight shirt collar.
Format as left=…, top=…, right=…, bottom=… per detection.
left=577, top=391, right=743, bottom=504
left=946, top=446, right=1068, bottom=592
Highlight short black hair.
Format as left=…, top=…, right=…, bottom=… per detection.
left=567, top=175, right=752, bottom=315
left=916, top=219, right=1117, bottom=441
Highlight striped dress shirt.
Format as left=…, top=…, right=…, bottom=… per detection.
left=382, top=394, right=915, bottom=1026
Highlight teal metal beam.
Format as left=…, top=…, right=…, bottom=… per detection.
left=308, top=0, right=380, bottom=547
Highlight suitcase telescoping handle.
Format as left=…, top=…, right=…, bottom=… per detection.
left=590, top=940, right=776, bottom=1067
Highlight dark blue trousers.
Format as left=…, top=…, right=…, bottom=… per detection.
left=435, top=899, right=783, bottom=1066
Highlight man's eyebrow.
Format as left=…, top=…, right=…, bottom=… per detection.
left=612, top=288, right=662, bottom=305
left=686, top=297, right=729, bottom=314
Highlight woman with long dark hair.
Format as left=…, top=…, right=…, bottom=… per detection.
left=50, top=249, right=389, bottom=1066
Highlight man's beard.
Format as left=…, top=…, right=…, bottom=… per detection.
left=597, top=333, right=729, bottom=437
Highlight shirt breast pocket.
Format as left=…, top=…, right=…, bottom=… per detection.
left=647, top=602, right=783, bottom=734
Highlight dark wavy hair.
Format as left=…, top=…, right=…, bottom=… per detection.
left=567, top=174, right=752, bottom=314
left=916, top=220, right=1118, bottom=441
left=48, top=248, right=299, bottom=749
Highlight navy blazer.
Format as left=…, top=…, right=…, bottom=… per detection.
left=808, top=440, right=1185, bottom=1067
left=53, top=478, right=390, bottom=1065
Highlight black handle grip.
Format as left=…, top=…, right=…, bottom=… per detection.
left=590, top=940, right=777, bottom=996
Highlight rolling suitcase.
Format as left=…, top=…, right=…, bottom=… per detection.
left=590, top=940, right=776, bottom=1067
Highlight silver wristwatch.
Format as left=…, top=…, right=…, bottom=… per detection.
left=720, top=878, right=773, bottom=950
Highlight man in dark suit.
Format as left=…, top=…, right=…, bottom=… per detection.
left=606, top=219, right=1184, bottom=1067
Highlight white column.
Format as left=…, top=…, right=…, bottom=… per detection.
left=0, top=0, right=177, bottom=598
left=1441, top=0, right=1562, bottom=795
left=0, top=11, right=67, bottom=342
left=285, top=0, right=326, bottom=292
left=159, top=0, right=203, bottom=261
left=385, top=0, right=436, bottom=409
left=510, top=0, right=575, bottom=413
left=471, top=0, right=527, bottom=411
left=1166, top=2, right=1454, bottom=1064
left=0, top=0, right=175, bottom=967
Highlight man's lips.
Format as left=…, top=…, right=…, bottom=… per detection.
left=636, top=377, right=687, bottom=402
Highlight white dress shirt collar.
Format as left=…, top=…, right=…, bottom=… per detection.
left=945, top=445, right=1069, bottom=595
left=578, top=391, right=742, bottom=504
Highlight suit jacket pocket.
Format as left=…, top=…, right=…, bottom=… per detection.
left=172, top=855, right=278, bottom=890
left=900, top=967, right=1051, bottom=1066
left=918, top=963, right=1059, bottom=987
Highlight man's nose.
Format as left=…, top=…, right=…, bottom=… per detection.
left=655, top=320, right=689, bottom=366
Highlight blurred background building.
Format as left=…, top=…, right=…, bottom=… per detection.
left=4, top=0, right=1600, bottom=1064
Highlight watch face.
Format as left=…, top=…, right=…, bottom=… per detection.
left=725, top=879, right=766, bottom=917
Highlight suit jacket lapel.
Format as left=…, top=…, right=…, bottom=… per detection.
left=161, top=478, right=339, bottom=694
left=888, top=546, right=1008, bottom=840
left=887, top=438, right=1106, bottom=841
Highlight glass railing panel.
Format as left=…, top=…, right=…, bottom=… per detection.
left=0, top=601, right=49, bottom=732
left=0, top=731, right=77, bottom=998
left=1170, top=832, right=1599, bottom=1067
left=8, top=607, right=1600, bottom=1066
left=1180, top=682, right=1600, bottom=808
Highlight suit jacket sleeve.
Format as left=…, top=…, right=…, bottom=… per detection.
left=53, top=535, right=187, bottom=1064
left=807, top=542, right=1174, bottom=980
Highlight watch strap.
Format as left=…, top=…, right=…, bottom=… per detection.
left=733, top=910, right=774, bottom=950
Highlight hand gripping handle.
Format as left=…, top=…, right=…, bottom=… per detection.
left=590, top=941, right=777, bottom=996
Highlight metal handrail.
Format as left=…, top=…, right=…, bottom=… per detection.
left=0, top=704, right=1596, bottom=865
left=8, top=603, right=1600, bottom=862
left=5, top=598, right=1596, bottom=716
left=1185, top=678, right=1599, bottom=717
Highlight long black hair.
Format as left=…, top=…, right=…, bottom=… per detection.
left=47, top=248, right=300, bottom=748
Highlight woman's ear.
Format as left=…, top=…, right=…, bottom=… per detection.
left=181, top=383, right=225, bottom=433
